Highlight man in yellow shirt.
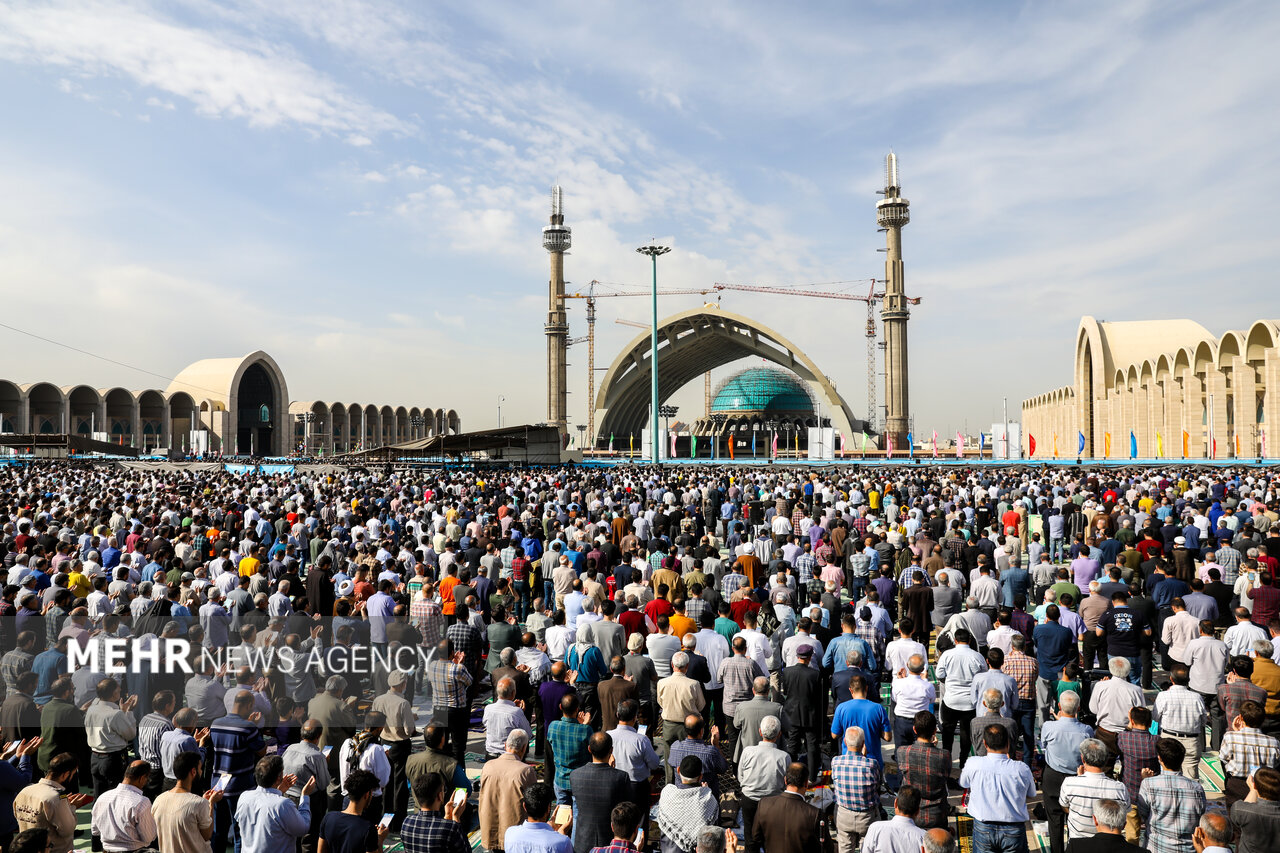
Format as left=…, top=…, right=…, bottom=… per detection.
left=238, top=545, right=263, bottom=578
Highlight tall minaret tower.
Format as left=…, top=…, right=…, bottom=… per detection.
left=876, top=152, right=911, bottom=449
left=542, top=186, right=571, bottom=436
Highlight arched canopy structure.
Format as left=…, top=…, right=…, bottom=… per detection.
left=594, top=307, right=864, bottom=444
left=167, top=350, right=290, bottom=456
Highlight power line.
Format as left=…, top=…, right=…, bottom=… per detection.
left=0, top=319, right=227, bottom=399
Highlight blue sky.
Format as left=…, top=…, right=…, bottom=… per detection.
left=0, top=0, right=1276, bottom=436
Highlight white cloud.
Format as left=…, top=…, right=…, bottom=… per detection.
left=0, top=1, right=407, bottom=142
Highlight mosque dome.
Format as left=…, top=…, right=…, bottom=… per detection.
left=710, top=367, right=815, bottom=414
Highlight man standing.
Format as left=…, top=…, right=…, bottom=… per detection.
left=897, top=712, right=950, bottom=830
left=1064, top=799, right=1143, bottom=853
left=13, top=753, right=91, bottom=853
left=567, top=733, right=630, bottom=853
left=830, top=726, right=882, bottom=853
left=427, top=639, right=473, bottom=767
left=153, top=751, right=220, bottom=853
left=935, top=629, right=986, bottom=770
left=1218, top=700, right=1280, bottom=807
left=91, top=760, right=158, bottom=853
left=738, top=715, right=788, bottom=853
left=890, top=655, right=936, bottom=748
left=1039, top=693, right=1094, bottom=853
left=84, top=679, right=138, bottom=801
left=234, top=755, right=316, bottom=853
left=1087, top=659, right=1145, bottom=758
left=1185, top=619, right=1228, bottom=750
left=751, top=762, right=823, bottom=853
left=655, top=652, right=705, bottom=783
left=860, top=786, right=927, bottom=853
left=281, top=719, right=330, bottom=853
left=1034, top=606, right=1077, bottom=720
left=779, top=644, right=822, bottom=779
left=371, top=670, right=417, bottom=827
left=959, top=725, right=1035, bottom=853
left=1152, top=665, right=1206, bottom=780
left=1058, top=739, right=1128, bottom=844
left=1135, top=738, right=1207, bottom=853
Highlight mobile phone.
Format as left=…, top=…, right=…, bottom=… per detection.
left=212, top=772, right=233, bottom=792
left=322, top=745, right=333, bottom=758
left=633, top=826, right=646, bottom=848
left=637, top=724, right=648, bottom=736
left=553, top=805, right=572, bottom=827
left=3, top=741, right=18, bottom=754
left=378, top=813, right=394, bottom=830
left=450, top=787, right=467, bottom=809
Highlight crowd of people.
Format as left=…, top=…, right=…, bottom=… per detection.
left=0, top=460, right=1274, bottom=853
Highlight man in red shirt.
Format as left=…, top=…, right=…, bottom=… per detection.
left=1246, top=571, right=1280, bottom=628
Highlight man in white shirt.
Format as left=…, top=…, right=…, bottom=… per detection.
left=884, top=620, right=927, bottom=677
left=890, top=655, right=936, bottom=747
left=1161, top=599, right=1200, bottom=667
left=91, top=760, right=157, bottom=853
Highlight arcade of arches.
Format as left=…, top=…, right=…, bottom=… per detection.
left=0, top=351, right=460, bottom=456
left=1022, top=317, right=1280, bottom=459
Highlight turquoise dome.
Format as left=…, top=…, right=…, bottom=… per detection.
left=711, top=368, right=814, bottom=413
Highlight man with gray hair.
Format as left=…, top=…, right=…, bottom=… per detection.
left=830, top=726, right=881, bottom=853
left=482, top=677, right=530, bottom=760
left=970, top=689, right=1020, bottom=759
left=732, top=676, right=789, bottom=762
left=1039, top=691, right=1094, bottom=853
left=1059, top=738, right=1128, bottom=842
left=1087, top=657, right=1145, bottom=757
left=737, top=716, right=788, bottom=853
left=1063, top=799, right=1141, bottom=853
left=1190, top=812, right=1234, bottom=853
left=922, top=828, right=958, bottom=853
left=478, top=727, right=538, bottom=853
left=656, top=650, right=705, bottom=783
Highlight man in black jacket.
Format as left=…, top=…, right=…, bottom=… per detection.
left=779, top=645, right=822, bottom=778
left=1065, top=797, right=1143, bottom=853
left=568, top=732, right=631, bottom=853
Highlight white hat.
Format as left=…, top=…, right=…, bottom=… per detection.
left=336, top=579, right=355, bottom=597
left=742, top=542, right=755, bottom=554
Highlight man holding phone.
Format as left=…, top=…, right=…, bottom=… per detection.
left=502, top=783, right=572, bottom=853
left=317, top=769, right=389, bottom=853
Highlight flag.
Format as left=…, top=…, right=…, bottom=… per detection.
left=771, top=431, right=778, bottom=459
left=691, top=435, right=697, bottom=458
left=956, top=431, right=964, bottom=458
left=862, top=432, right=870, bottom=454
left=1262, top=428, right=1267, bottom=458
left=887, top=434, right=895, bottom=457
left=1077, top=431, right=1085, bottom=457
left=794, top=431, right=799, bottom=453
left=1129, top=431, right=1137, bottom=459
left=1182, top=430, right=1189, bottom=458
left=1105, top=432, right=1112, bottom=458
left=982, top=433, right=988, bottom=456
left=1156, top=432, right=1163, bottom=458
left=907, top=432, right=914, bottom=459
left=670, top=430, right=677, bottom=459
left=932, top=430, right=938, bottom=457
left=752, top=432, right=757, bottom=456
left=1053, top=433, right=1059, bottom=458
left=1235, top=433, right=1242, bottom=458
left=1211, top=437, right=1217, bottom=459
left=840, top=432, right=847, bottom=457
left=728, top=435, right=735, bottom=460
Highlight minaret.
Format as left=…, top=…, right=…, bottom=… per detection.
left=876, top=152, right=911, bottom=449
left=542, top=186, right=571, bottom=436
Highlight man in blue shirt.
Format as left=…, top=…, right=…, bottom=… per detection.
left=234, top=754, right=316, bottom=853
left=1032, top=605, right=1075, bottom=720
left=503, top=782, right=572, bottom=853
left=1037, top=691, right=1093, bottom=853
left=829, top=675, right=891, bottom=765
left=959, top=724, right=1035, bottom=853
left=211, top=691, right=268, bottom=853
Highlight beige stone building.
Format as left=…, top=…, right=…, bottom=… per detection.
left=0, top=350, right=458, bottom=456
left=1022, top=317, right=1280, bottom=459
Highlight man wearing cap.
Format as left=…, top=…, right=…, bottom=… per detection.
left=372, top=669, right=417, bottom=829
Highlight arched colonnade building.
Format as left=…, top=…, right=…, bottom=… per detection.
left=0, top=351, right=459, bottom=456
left=1022, top=317, right=1280, bottom=459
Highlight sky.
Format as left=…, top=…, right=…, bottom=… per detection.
left=0, top=0, right=1277, bottom=438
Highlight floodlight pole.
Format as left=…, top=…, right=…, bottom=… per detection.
left=637, top=244, right=670, bottom=462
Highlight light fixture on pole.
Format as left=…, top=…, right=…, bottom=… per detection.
left=710, top=412, right=727, bottom=459
left=659, top=404, right=679, bottom=459
left=637, top=243, right=671, bottom=461
left=576, top=424, right=587, bottom=451
left=497, top=395, right=505, bottom=429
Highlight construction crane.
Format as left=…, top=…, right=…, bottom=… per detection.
left=565, top=281, right=713, bottom=447
left=711, top=281, right=921, bottom=434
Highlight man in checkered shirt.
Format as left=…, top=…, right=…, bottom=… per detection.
left=1152, top=664, right=1206, bottom=779
left=1002, top=634, right=1039, bottom=766
left=1219, top=700, right=1280, bottom=807
left=795, top=544, right=818, bottom=585
left=830, top=725, right=881, bottom=852
left=400, top=770, right=469, bottom=853
left=1135, top=737, right=1207, bottom=853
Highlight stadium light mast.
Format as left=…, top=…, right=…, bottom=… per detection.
left=636, top=243, right=671, bottom=462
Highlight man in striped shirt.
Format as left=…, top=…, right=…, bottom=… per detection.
left=1059, top=738, right=1128, bottom=842
left=136, top=689, right=175, bottom=799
